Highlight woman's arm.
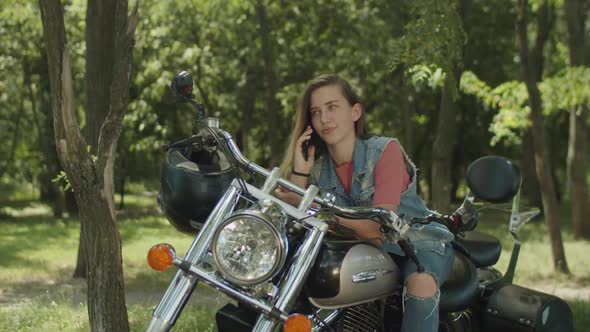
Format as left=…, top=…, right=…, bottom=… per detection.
left=335, top=203, right=396, bottom=245
left=337, top=142, right=409, bottom=244
left=274, top=173, right=308, bottom=206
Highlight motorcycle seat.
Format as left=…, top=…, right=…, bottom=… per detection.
left=454, top=231, right=501, bottom=268
left=439, top=251, right=478, bottom=313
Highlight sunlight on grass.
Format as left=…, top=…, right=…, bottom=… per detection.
left=477, top=209, right=590, bottom=291
left=0, top=194, right=230, bottom=330
left=0, top=289, right=222, bottom=332
left=1, top=202, right=52, bottom=218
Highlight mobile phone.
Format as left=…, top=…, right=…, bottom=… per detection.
left=302, top=140, right=310, bottom=161
left=302, top=131, right=320, bottom=161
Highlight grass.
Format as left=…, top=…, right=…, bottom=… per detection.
left=0, top=192, right=229, bottom=331
left=476, top=206, right=590, bottom=288
left=1, top=191, right=589, bottom=331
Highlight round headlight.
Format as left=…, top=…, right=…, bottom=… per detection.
left=212, top=211, right=287, bottom=286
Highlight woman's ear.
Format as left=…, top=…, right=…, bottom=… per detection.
left=352, top=103, right=363, bottom=121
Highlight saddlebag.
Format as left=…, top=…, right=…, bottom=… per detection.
left=482, top=284, right=573, bottom=332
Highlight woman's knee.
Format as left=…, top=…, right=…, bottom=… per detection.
left=405, top=272, right=438, bottom=298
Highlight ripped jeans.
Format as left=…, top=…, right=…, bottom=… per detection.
left=399, top=243, right=454, bottom=332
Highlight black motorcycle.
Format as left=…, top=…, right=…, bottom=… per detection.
left=145, top=71, right=573, bottom=332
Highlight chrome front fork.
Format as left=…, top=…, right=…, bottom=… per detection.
left=146, top=179, right=328, bottom=332
left=252, top=225, right=326, bottom=331
left=146, top=185, right=241, bottom=332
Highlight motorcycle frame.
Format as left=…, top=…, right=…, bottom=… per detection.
left=147, top=130, right=338, bottom=332
left=147, top=128, right=529, bottom=331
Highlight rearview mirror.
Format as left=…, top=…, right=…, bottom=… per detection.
left=171, top=71, right=194, bottom=99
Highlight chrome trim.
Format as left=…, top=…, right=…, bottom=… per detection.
left=352, top=269, right=394, bottom=283
left=178, top=257, right=290, bottom=321
left=311, top=309, right=342, bottom=331
left=261, top=167, right=282, bottom=193
left=211, top=210, right=288, bottom=286
left=258, top=199, right=289, bottom=227
left=252, top=226, right=327, bottom=331
left=206, top=117, right=219, bottom=128
left=185, top=182, right=242, bottom=262
left=298, top=185, right=319, bottom=211
left=221, top=130, right=400, bottom=228
left=146, top=184, right=241, bottom=332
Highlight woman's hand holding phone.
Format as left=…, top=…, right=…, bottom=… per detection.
left=294, top=126, right=316, bottom=174
left=274, top=126, right=316, bottom=205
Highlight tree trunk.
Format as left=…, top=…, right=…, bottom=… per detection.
left=0, top=97, right=23, bottom=179
left=521, top=130, right=544, bottom=209
left=401, top=82, right=414, bottom=154
left=73, top=230, right=87, bottom=278
left=431, top=80, right=457, bottom=212
left=85, top=1, right=115, bottom=153
left=39, top=0, right=137, bottom=330
left=256, top=0, right=283, bottom=166
left=516, top=0, right=569, bottom=273
left=39, top=100, right=65, bottom=218
left=431, top=0, right=469, bottom=211
left=71, top=0, right=119, bottom=279
left=78, top=185, right=128, bottom=331
left=237, top=68, right=257, bottom=154
left=565, top=0, right=589, bottom=239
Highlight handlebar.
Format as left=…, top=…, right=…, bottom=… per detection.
left=163, top=126, right=467, bottom=272
left=162, top=135, right=217, bottom=152
left=219, top=130, right=398, bottom=219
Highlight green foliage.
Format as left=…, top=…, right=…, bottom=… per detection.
left=389, top=0, right=465, bottom=94
left=460, top=71, right=530, bottom=145
left=0, top=0, right=86, bottom=186
left=0, top=0, right=586, bottom=212
left=541, top=67, right=590, bottom=112
left=52, top=171, right=73, bottom=192
left=460, top=68, right=590, bottom=146
left=408, top=65, right=446, bottom=90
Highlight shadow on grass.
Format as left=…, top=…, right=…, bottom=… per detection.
left=0, top=217, right=78, bottom=270
left=0, top=196, right=179, bottom=263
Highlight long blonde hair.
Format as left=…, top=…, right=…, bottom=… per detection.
left=279, top=74, right=368, bottom=176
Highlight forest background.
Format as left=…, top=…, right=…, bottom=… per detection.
left=0, top=0, right=589, bottom=331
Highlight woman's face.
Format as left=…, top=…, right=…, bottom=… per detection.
left=309, top=84, right=361, bottom=147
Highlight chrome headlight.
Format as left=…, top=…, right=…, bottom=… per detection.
left=212, top=207, right=287, bottom=286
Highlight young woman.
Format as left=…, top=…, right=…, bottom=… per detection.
left=276, top=74, right=455, bottom=332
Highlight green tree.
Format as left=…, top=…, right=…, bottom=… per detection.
left=516, top=0, right=568, bottom=273
left=39, top=1, right=137, bottom=331
left=564, top=0, right=589, bottom=239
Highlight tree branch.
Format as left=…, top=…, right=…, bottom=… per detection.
left=94, top=1, right=137, bottom=215
left=39, top=0, right=91, bottom=190
left=531, top=1, right=554, bottom=80
left=96, top=2, right=137, bottom=173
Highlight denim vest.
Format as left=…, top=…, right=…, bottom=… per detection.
left=310, top=137, right=454, bottom=255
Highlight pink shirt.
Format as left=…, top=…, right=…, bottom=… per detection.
left=334, top=141, right=410, bottom=207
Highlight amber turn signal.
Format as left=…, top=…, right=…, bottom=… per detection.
left=283, top=314, right=312, bottom=332
left=147, top=243, right=176, bottom=272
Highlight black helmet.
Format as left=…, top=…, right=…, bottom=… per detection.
left=158, top=144, right=235, bottom=234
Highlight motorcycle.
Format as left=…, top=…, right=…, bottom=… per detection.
left=145, top=71, right=574, bottom=332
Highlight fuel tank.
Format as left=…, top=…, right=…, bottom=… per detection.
left=307, top=242, right=399, bottom=309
